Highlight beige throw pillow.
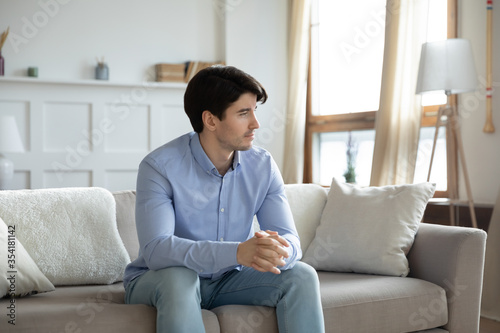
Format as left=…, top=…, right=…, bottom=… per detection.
left=0, top=217, right=55, bottom=298
left=303, top=178, right=436, bottom=277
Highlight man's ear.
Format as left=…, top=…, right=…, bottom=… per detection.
left=202, top=110, right=217, bottom=132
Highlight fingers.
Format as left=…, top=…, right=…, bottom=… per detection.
left=251, top=263, right=281, bottom=275
left=251, top=259, right=282, bottom=275
left=255, top=242, right=288, bottom=262
left=251, top=238, right=288, bottom=275
left=238, top=231, right=291, bottom=274
left=254, top=230, right=270, bottom=238
left=268, top=231, right=290, bottom=248
left=254, top=230, right=290, bottom=248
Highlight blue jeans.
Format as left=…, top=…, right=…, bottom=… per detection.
left=125, top=262, right=324, bottom=333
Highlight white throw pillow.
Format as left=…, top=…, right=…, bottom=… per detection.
left=0, top=216, right=55, bottom=297
left=0, top=187, right=131, bottom=286
left=303, top=178, right=436, bottom=277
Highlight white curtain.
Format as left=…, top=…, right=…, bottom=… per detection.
left=282, top=0, right=311, bottom=184
left=370, top=0, right=429, bottom=186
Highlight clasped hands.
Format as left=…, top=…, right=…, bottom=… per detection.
left=237, top=230, right=290, bottom=274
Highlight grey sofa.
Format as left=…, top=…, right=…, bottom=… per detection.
left=0, top=184, right=487, bottom=332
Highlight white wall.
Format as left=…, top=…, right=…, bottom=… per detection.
left=0, top=0, right=224, bottom=82
left=459, top=0, right=500, bottom=204
left=0, top=0, right=289, bottom=190
left=225, top=0, right=289, bottom=166
left=1, top=0, right=499, bottom=204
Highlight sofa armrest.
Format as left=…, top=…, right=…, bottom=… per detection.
left=407, top=222, right=487, bottom=333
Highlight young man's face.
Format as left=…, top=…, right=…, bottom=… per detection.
left=213, top=92, right=260, bottom=153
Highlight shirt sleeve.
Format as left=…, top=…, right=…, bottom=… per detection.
left=135, top=158, right=240, bottom=275
left=255, top=158, right=302, bottom=270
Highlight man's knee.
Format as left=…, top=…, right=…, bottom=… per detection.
left=281, top=262, right=320, bottom=292
left=149, top=267, right=204, bottom=332
left=286, top=261, right=318, bottom=280
left=152, top=267, right=200, bottom=300
left=156, top=266, right=199, bottom=282
left=155, top=266, right=199, bottom=286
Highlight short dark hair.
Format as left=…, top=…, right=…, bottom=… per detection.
left=184, top=65, right=268, bottom=133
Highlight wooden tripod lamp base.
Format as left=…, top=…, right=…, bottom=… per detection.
left=427, top=100, right=478, bottom=228
left=416, top=39, right=479, bottom=228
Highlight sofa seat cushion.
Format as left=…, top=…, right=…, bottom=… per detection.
left=318, top=272, right=448, bottom=333
left=0, top=283, right=219, bottom=333
left=212, top=304, right=278, bottom=332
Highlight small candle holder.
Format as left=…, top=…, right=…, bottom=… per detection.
left=28, top=67, right=38, bottom=77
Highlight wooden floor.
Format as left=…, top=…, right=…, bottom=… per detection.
left=480, top=317, right=500, bottom=333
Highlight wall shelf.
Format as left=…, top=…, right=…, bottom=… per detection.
left=0, top=76, right=187, bottom=89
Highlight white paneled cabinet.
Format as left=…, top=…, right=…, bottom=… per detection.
left=0, top=77, right=191, bottom=191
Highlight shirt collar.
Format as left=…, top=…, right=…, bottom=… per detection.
left=232, top=150, right=241, bottom=170
left=190, top=132, right=242, bottom=175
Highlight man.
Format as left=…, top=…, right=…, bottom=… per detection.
left=123, top=65, right=324, bottom=333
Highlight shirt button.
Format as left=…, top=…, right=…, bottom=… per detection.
left=220, top=208, right=224, bottom=212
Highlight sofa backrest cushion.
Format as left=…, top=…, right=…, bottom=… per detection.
left=113, top=190, right=140, bottom=262
left=114, top=184, right=328, bottom=261
left=284, top=184, right=328, bottom=253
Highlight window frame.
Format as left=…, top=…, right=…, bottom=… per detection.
left=304, top=0, right=458, bottom=198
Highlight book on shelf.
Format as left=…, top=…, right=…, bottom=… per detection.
left=155, top=61, right=226, bottom=83
left=155, top=63, right=188, bottom=82
left=184, top=61, right=226, bottom=82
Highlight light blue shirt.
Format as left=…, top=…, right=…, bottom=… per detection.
left=123, top=132, right=301, bottom=287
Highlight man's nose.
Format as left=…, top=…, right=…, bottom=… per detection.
left=250, top=111, right=260, bottom=129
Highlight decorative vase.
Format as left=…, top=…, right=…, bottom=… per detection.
left=0, top=51, right=4, bottom=76
left=95, top=63, right=109, bottom=80
left=28, top=67, right=38, bottom=78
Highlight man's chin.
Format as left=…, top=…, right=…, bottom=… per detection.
left=237, top=143, right=253, bottom=151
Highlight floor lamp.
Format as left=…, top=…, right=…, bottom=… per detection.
left=416, top=38, right=478, bottom=228
left=0, top=116, right=25, bottom=190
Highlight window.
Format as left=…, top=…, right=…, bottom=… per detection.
left=305, top=0, right=456, bottom=196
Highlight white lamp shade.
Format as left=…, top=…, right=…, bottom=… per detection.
left=416, top=38, right=477, bottom=95
left=0, top=116, right=25, bottom=152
